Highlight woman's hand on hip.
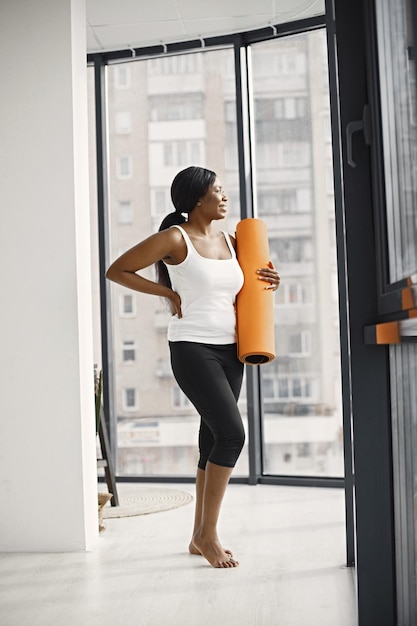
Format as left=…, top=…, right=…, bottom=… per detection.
left=256, top=261, right=281, bottom=291
left=169, top=291, right=183, bottom=317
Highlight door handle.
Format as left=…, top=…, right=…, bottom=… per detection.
left=346, top=104, right=372, bottom=167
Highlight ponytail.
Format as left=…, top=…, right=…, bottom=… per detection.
left=158, top=211, right=186, bottom=232
left=155, top=211, right=186, bottom=289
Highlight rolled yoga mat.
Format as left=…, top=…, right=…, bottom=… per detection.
left=235, top=218, right=276, bottom=365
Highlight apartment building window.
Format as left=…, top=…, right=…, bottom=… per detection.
left=255, top=97, right=308, bottom=120
left=191, top=142, right=201, bottom=162
left=225, top=101, right=236, bottom=122
left=286, top=52, right=297, bottom=73
left=149, top=93, right=204, bottom=121
left=118, top=200, right=133, bottom=224
left=288, top=284, right=301, bottom=304
left=123, top=388, right=138, bottom=410
left=271, top=237, right=314, bottom=263
left=282, top=142, right=310, bottom=166
left=114, top=65, right=131, bottom=89
left=115, top=111, right=132, bottom=134
left=225, top=141, right=239, bottom=170
left=278, top=378, right=290, bottom=398
left=119, top=294, right=136, bottom=317
left=285, top=98, right=306, bottom=119
left=151, top=189, right=170, bottom=219
left=116, top=155, right=133, bottom=179
left=288, top=331, right=311, bottom=356
left=163, top=141, right=202, bottom=166
left=172, top=386, right=193, bottom=409
left=293, top=378, right=312, bottom=398
left=148, top=54, right=202, bottom=75
left=258, top=189, right=298, bottom=214
left=225, top=100, right=239, bottom=167
left=122, top=340, right=136, bottom=362
left=263, top=376, right=313, bottom=400
left=283, top=282, right=311, bottom=305
left=256, top=142, right=310, bottom=168
left=252, top=50, right=306, bottom=76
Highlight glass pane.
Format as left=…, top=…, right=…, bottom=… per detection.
left=251, top=30, right=344, bottom=477
left=376, top=0, right=417, bottom=282
left=390, top=343, right=417, bottom=624
left=105, top=49, right=248, bottom=477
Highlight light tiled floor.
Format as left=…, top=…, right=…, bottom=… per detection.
left=0, top=483, right=357, bottom=626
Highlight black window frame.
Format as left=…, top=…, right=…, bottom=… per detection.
left=88, top=14, right=350, bottom=492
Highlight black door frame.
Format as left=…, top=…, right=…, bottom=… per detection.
left=325, top=0, right=397, bottom=623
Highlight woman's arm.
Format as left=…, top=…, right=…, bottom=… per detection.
left=105, top=228, right=184, bottom=316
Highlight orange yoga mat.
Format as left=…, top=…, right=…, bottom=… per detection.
left=235, top=218, right=276, bottom=365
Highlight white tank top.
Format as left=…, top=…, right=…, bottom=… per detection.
left=165, top=225, right=244, bottom=344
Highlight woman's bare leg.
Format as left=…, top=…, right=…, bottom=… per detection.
left=188, top=467, right=205, bottom=555
left=192, top=461, right=238, bottom=568
left=189, top=468, right=233, bottom=556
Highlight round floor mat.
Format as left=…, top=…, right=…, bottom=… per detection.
left=102, top=487, right=193, bottom=518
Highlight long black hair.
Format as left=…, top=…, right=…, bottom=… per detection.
left=156, top=166, right=216, bottom=288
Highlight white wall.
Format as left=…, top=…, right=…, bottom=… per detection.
left=0, top=0, right=98, bottom=551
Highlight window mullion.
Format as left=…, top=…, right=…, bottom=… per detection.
left=234, top=40, right=264, bottom=483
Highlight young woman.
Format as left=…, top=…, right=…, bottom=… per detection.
left=106, top=166, right=280, bottom=568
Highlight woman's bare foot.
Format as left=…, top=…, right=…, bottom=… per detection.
left=192, top=533, right=239, bottom=568
left=189, top=540, right=233, bottom=558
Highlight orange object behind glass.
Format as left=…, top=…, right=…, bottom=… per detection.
left=235, top=218, right=276, bottom=364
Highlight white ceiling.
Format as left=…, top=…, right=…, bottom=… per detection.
left=86, top=0, right=325, bottom=54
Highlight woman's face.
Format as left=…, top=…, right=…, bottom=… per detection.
left=198, top=178, right=228, bottom=220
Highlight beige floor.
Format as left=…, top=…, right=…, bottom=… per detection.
left=0, top=483, right=357, bottom=626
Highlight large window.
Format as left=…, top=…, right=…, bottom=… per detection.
left=377, top=0, right=417, bottom=283
left=89, top=26, right=343, bottom=482
left=104, top=49, right=245, bottom=477
left=251, top=31, right=344, bottom=478
left=375, top=0, right=417, bottom=621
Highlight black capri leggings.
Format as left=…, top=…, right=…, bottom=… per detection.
left=169, top=341, right=245, bottom=470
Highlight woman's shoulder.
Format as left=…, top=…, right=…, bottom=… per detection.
left=157, top=225, right=188, bottom=263
left=158, top=224, right=185, bottom=242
